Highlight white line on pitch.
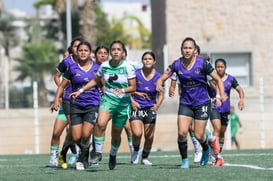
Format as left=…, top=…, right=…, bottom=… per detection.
left=224, top=163, right=273, bottom=170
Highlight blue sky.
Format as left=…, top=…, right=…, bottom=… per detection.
left=3, top=0, right=150, bottom=16
left=4, top=0, right=37, bottom=15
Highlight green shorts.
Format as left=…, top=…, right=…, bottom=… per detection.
left=99, top=98, right=130, bottom=128
left=56, top=106, right=68, bottom=123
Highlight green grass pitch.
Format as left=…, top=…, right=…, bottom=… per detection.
left=1, top=149, right=273, bottom=181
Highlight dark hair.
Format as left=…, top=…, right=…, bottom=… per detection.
left=196, top=44, right=200, bottom=55
left=215, top=58, right=227, bottom=67
left=95, top=45, right=109, bottom=55
left=70, top=36, right=84, bottom=48
left=124, top=47, right=127, bottom=57
left=110, top=40, right=126, bottom=52
left=77, top=41, right=92, bottom=51
left=181, top=37, right=197, bottom=49
left=141, top=51, right=156, bottom=61
left=67, top=46, right=73, bottom=54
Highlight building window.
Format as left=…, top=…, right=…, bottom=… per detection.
left=202, top=52, right=252, bottom=87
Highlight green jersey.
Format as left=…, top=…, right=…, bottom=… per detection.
left=97, top=59, right=136, bottom=106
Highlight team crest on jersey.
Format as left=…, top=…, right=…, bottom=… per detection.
left=195, top=68, right=200, bottom=74
left=84, top=77, right=89, bottom=82
left=119, top=67, right=124, bottom=74
left=75, top=73, right=81, bottom=76
left=178, top=70, right=183, bottom=75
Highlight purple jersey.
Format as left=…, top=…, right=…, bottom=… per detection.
left=63, top=62, right=101, bottom=107
left=56, top=55, right=77, bottom=100
left=166, top=56, right=214, bottom=106
left=132, top=69, right=161, bottom=109
left=212, top=74, right=239, bottom=113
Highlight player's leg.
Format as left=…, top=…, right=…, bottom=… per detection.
left=130, top=109, right=143, bottom=164
left=46, top=109, right=67, bottom=167
left=108, top=105, right=129, bottom=170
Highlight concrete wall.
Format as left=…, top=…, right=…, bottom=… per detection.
left=0, top=105, right=272, bottom=155
left=166, top=0, right=273, bottom=98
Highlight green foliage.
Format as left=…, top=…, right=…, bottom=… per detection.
left=59, top=10, right=81, bottom=45
left=33, top=0, right=55, bottom=9
left=15, top=40, right=58, bottom=82
left=120, top=15, right=151, bottom=49
left=0, top=11, right=19, bottom=56
left=94, top=3, right=127, bottom=47
left=94, top=3, right=151, bottom=49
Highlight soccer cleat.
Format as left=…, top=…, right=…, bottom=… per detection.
left=209, top=137, right=220, bottom=155
left=76, top=162, right=85, bottom=170
left=68, top=153, right=78, bottom=166
left=210, top=154, right=217, bottom=165
left=108, top=154, right=116, bottom=170
left=46, top=158, right=58, bottom=168
left=181, top=158, right=189, bottom=169
left=214, top=157, right=224, bottom=167
left=131, top=150, right=140, bottom=164
left=193, top=150, right=202, bottom=163
left=200, top=149, right=210, bottom=166
left=141, top=158, right=152, bottom=166
left=90, top=152, right=102, bottom=165
left=58, top=154, right=67, bottom=169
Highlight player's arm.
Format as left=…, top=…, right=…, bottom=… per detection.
left=209, top=79, right=222, bottom=107
left=54, top=71, right=62, bottom=87
left=209, top=71, right=227, bottom=102
left=153, top=89, right=164, bottom=111
left=156, top=65, right=173, bottom=92
left=70, top=76, right=100, bottom=99
left=169, top=79, right=177, bottom=97
left=234, top=80, right=245, bottom=111
left=51, top=79, right=69, bottom=112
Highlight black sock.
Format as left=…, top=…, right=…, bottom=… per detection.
left=142, top=148, right=151, bottom=159
left=178, top=140, right=188, bottom=159
left=69, top=144, right=77, bottom=154
left=133, top=144, right=140, bottom=152
left=200, top=137, right=209, bottom=151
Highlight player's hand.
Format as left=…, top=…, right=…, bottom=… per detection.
left=221, top=94, right=228, bottom=102
left=169, top=87, right=175, bottom=97
left=49, top=102, right=59, bottom=113
left=131, top=101, right=140, bottom=110
left=70, top=91, right=81, bottom=99
left=215, top=98, right=222, bottom=107
left=135, top=92, right=150, bottom=100
left=238, top=99, right=245, bottom=111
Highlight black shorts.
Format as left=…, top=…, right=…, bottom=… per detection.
left=129, top=108, right=157, bottom=124
left=62, top=99, right=71, bottom=115
left=178, top=101, right=211, bottom=120
left=70, top=104, right=98, bottom=126
left=210, top=108, right=230, bottom=126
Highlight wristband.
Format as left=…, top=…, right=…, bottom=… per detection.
left=79, top=88, right=84, bottom=93
left=216, top=94, right=221, bottom=99
left=121, top=88, right=125, bottom=93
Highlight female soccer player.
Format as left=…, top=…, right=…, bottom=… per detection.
left=51, top=41, right=101, bottom=170
left=209, top=58, right=245, bottom=166
left=168, top=45, right=203, bottom=164
left=130, top=51, right=164, bottom=165
left=70, top=40, right=136, bottom=170
left=156, top=37, right=226, bottom=168
left=46, top=37, right=83, bottom=168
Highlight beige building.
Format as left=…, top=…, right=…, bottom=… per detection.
left=158, top=1, right=273, bottom=149
left=166, top=0, right=273, bottom=97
